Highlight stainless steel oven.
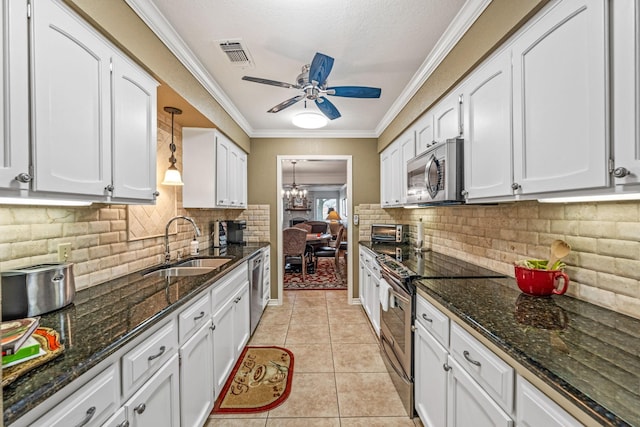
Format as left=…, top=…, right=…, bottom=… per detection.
left=378, top=259, right=415, bottom=418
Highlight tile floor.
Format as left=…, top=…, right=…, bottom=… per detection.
left=206, top=289, right=423, bottom=426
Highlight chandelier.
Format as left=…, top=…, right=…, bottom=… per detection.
left=282, top=160, right=307, bottom=198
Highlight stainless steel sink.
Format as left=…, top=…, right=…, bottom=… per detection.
left=176, top=258, right=232, bottom=269
left=143, top=266, right=215, bottom=278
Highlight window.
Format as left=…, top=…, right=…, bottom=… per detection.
left=316, top=198, right=337, bottom=220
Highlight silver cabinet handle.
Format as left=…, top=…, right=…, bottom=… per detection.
left=117, top=421, right=130, bottom=427
left=443, top=363, right=452, bottom=372
left=105, top=184, right=115, bottom=192
left=193, top=311, right=205, bottom=321
left=74, top=406, right=96, bottom=427
left=134, top=403, right=146, bottom=414
left=613, top=167, right=631, bottom=178
left=511, top=182, right=521, bottom=190
left=15, top=173, right=33, bottom=183
left=421, top=313, right=433, bottom=323
left=234, top=296, right=242, bottom=303
left=153, top=191, right=160, bottom=197
left=210, top=324, right=216, bottom=331
left=463, top=350, right=481, bottom=367
left=147, top=345, right=166, bottom=361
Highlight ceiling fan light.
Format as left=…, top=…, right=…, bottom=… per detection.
left=292, top=111, right=328, bottom=129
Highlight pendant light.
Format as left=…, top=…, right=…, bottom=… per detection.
left=161, top=106, right=184, bottom=186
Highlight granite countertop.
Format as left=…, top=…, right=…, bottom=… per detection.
left=415, top=276, right=640, bottom=427
left=2, top=243, right=268, bottom=426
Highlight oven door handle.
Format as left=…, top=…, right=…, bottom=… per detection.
left=388, top=288, right=410, bottom=306
left=380, top=333, right=411, bottom=382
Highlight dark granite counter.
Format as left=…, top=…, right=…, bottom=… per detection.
left=415, top=276, right=640, bottom=427
left=2, top=243, right=268, bottom=426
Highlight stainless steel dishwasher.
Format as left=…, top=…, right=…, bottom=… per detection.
left=248, top=251, right=265, bottom=335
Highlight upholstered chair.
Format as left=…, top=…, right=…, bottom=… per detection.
left=282, top=227, right=308, bottom=280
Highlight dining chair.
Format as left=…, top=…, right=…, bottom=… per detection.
left=315, top=225, right=345, bottom=274
left=293, top=222, right=312, bottom=233
left=282, top=227, right=308, bottom=281
left=304, top=221, right=329, bottom=234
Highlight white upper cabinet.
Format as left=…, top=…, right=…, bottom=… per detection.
left=433, top=91, right=462, bottom=143
left=462, top=50, right=513, bottom=200
left=399, top=130, right=416, bottom=204
left=511, top=0, right=609, bottom=195
left=183, top=128, right=248, bottom=209
left=31, top=0, right=113, bottom=196
left=0, top=1, right=30, bottom=192
left=380, top=129, right=414, bottom=207
left=611, top=0, right=640, bottom=186
left=111, top=53, right=158, bottom=201
left=415, top=112, right=435, bottom=155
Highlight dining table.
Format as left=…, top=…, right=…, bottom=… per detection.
left=305, top=233, right=332, bottom=244
left=304, top=233, right=332, bottom=273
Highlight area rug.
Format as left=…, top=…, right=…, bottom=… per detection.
left=284, top=257, right=346, bottom=290
left=212, top=346, right=294, bottom=414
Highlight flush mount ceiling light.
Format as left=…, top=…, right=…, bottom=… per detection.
left=161, top=106, right=184, bottom=186
left=292, top=111, right=328, bottom=129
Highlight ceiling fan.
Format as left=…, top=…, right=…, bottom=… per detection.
left=242, top=52, right=382, bottom=120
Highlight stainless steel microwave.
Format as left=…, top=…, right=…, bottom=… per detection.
left=371, top=224, right=409, bottom=243
left=406, top=138, right=464, bottom=205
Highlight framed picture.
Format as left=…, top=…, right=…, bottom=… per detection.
left=293, top=197, right=304, bottom=207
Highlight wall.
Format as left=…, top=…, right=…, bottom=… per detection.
left=249, top=138, right=380, bottom=298
left=355, top=202, right=640, bottom=320
left=0, top=111, right=269, bottom=290
left=378, top=0, right=549, bottom=150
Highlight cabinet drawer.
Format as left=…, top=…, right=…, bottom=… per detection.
left=212, top=264, right=248, bottom=315
left=516, top=376, right=582, bottom=427
left=450, top=322, right=514, bottom=413
left=122, top=320, right=178, bottom=397
left=32, top=364, right=119, bottom=427
left=415, top=294, right=450, bottom=347
left=178, top=292, right=211, bottom=344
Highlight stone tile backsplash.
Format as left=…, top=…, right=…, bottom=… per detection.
left=355, top=201, right=640, bottom=320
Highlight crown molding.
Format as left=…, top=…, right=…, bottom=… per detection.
left=375, top=0, right=493, bottom=136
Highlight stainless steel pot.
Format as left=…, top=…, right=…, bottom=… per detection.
left=1, top=263, right=76, bottom=319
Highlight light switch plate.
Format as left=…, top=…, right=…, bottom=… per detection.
left=57, top=243, right=71, bottom=262
left=353, top=214, right=359, bottom=226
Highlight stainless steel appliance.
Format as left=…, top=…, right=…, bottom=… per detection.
left=1, top=263, right=76, bottom=319
left=211, top=220, right=227, bottom=248
left=248, top=251, right=265, bottom=335
left=371, top=224, right=409, bottom=244
left=407, top=138, right=464, bottom=204
left=226, top=220, right=246, bottom=244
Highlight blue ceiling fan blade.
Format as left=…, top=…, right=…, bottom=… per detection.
left=309, top=52, right=334, bottom=86
left=327, top=86, right=382, bottom=98
left=315, top=96, right=341, bottom=120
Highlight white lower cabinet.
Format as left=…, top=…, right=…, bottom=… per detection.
left=124, top=354, right=180, bottom=427
left=31, top=364, right=119, bottom=427
left=102, top=407, right=127, bottom=427
left=179, top=321, right=215, bottom=427
left=415, top=320, right=448, bottom=427
left=358, top=245, right=380, bottom=336
left=447, top=357, right=513, bottom=427
left=516, top=376, right=582, bottom=427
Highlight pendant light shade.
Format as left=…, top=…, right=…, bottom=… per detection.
left=161, top=106, right=184, bottom=186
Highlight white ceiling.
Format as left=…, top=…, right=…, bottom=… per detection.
left=127, top=0, right=490, bottom=138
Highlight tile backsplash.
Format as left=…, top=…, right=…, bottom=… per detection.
left=355, top=201, right=640, bottom=320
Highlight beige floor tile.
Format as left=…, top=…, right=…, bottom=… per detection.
left=332, top=343, right=386, bottom=373
left=335, top=373, right=408, bottom=417
left=326, top=297, right=361, bottom=312
left=290, top=307, right=329, bottom=325
left=265, top=418, right=340, bottom=426
left=339, top=417, right=416, bottom=426
left=327, top=307, right=369, bottom=324
left=285, top=343, right=334, bottom=373
left=324, top=289, right=348, bottom=300
left=268, top=373, right=339, bottom=418
left=286, top=321, right=331, bottom=344
left=293, top=297, right=328, bottom=309
left=329, top=321, right=378, bottom=344
left=205, top=417, right=267, bottom=426
left=290, top=290, right=328, bottom=299
left=259, top=307, right=293, bottom=326
left=250, top=322, right=289, bottom=345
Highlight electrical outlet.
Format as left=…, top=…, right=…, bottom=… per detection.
left=58, top=243, right=72, bottom=262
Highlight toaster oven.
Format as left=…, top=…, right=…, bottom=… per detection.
left=371, top=224, right=409, bottom=244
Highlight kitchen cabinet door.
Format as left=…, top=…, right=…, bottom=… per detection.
left=380, top=148, right=393, bottom=207
left=125, top=354, right=180, bottom=427
left=611, top=0, right=640, bottom=186
left=433, top=91, right=461, bottom=143
left=415, top=321, right=448, bottom=427
left=399, top=130, right=416, bottom=205
left=511, top=0, right=608, bottom=195
left=0, top=0, right=30, bottom=192
left=389, top=143, right=402, bottom=206
left=30, top=0, right=112, bottom=196
left=111, top=52, right=158, bottom=202
left=447, top=357, right=513, bottom=427
left=415, top=112, right=435, bottom=155
left=228, top=146, right=247, bottom=208
left=516, top=376, right=582, bottom=427
left=212, top=296, right=235, bottom=396
left=462, top=51, right=513, bottom=200
left=216, top=135, right=231, bottom=206
left=233, top=281, right=251, bottom=356
left=179, top=321, right=215, bottom=427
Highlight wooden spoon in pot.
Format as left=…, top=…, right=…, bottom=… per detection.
left=547, top=240, right=571, bottom=270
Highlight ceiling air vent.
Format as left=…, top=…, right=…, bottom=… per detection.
left=218, top=40, right=254, bottom=68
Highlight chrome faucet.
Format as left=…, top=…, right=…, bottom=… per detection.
left=165, top=215, right=201, bottom=263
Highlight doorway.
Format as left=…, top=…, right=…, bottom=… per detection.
left=276, top=155, right=353, bottom=304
